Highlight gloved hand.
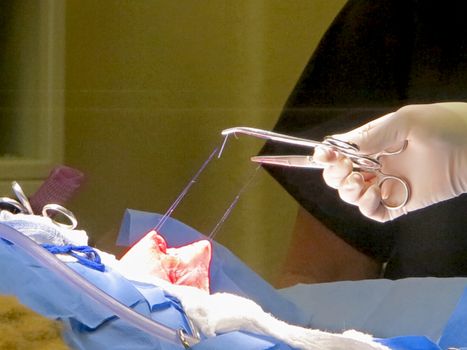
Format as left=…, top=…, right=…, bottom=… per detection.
left=314, top=102, right=467, bottom=222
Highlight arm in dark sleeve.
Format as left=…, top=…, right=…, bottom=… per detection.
left=265, top=0, right=467, bottom=281
left=261, top=0, right=416, bottom=262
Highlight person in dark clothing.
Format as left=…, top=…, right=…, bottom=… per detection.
left=260, top=0, right=467, bottom=285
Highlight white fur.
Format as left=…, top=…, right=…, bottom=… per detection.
left=124, top=274, right=390, bottom=350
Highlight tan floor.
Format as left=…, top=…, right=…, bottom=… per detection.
left=0, top=295, right=69, bottom=350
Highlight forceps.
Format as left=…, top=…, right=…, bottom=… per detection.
left=221, top=127, right=410, bottom=210
left=0, top=181, right=78, bottom=229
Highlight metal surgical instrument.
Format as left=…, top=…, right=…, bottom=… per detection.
left=0, top=181, right=78, bottom=229
left=221, top=126, right=410, bottom=210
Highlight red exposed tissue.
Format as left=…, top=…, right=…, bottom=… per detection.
left=120, top=231, right=212, bottom=292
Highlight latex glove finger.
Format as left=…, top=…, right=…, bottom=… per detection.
left=338, top=172, right=366, bottom=204
left=356, top=184, right=408, bottom=222
left=313, top=146, right=340, bottom=164
left=322, top=157, right=354, bottom=189
left=357, top=185, right=386, bottom=221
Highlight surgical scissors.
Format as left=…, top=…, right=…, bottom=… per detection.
left=0, top=181, right=78, bottom=229
left=221, top=127, right=410, bottom=210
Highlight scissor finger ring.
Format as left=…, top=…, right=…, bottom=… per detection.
left=42, top=204, right=78, bottom=230
left=0, top=197, right=27, bottom=214
left=378, top=175, right=410, bottom=210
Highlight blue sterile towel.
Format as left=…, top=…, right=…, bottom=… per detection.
left=0, top=214, right=298, bottom=350
left=117, top=209, right=309, bottom=327
left=0, top=224, right=192, bottom=350
left=279, top=278, right=467, bottom=341
left=2, top=210, right=467, bottom=350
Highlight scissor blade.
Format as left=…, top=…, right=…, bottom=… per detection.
left=250, top=155, right=325, bottom=169
left=221, top=127, right=323, bottom=148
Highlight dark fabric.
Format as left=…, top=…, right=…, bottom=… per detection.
left=260, top=0, right=467, bottom=278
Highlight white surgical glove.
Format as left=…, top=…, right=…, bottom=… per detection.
left=314, top=102, right=467, bottom=222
